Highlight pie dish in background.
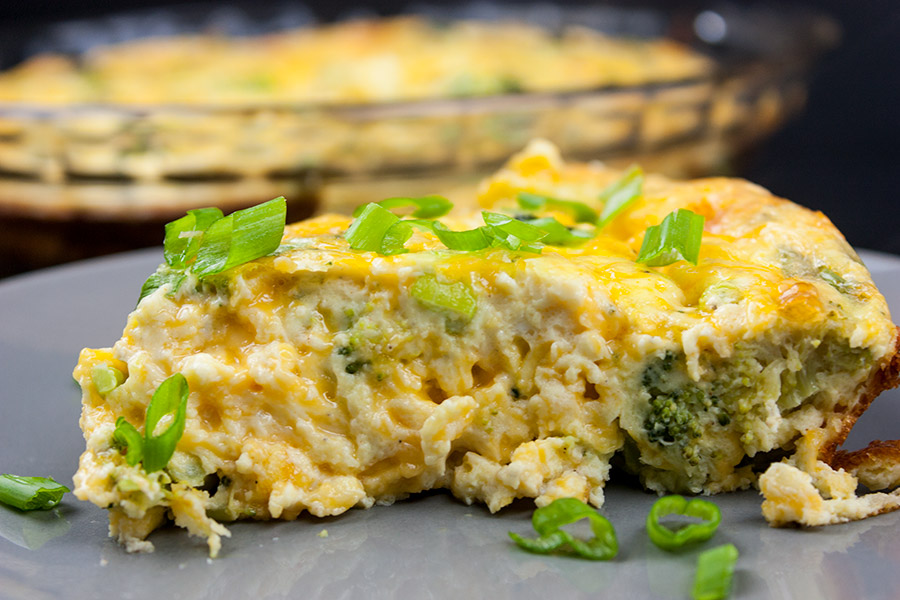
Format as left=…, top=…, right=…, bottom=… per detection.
left=0, top=3, right=838, bottom=275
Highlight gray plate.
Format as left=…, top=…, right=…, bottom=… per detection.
left=1, top=248, right=899, bottom=600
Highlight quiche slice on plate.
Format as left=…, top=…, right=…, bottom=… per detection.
left=72, top=141, right=900, bottom=555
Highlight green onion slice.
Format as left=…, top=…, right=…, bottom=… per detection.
left=138, top=267, right=187, bottom=304
left=353, top=195, right=453, bottom=219
left=140, top=198, right=286, bottom=304
left=483, top=212, right=547, bottom=242
left=524, top=217, right=595, bottom=247
left=646, top=495, right=721, bottom=551
left=482, top=211, right=547, bottom=253
left=818, top=266, right=855, bottom=295
left=112, top=417, right=144, bottom=467
left=430, top=221, right=492, bottom=251
left=692, top=543, right=739, bottom=600
left=379, top=221, right=415, bottom=255
left=141, top=373, right=189, bottom=473
left=0, top=474, right=69, bottom=511
left=517, top=192, right=599, bottom=224
left=410, top=274, right=478, bottom=320
left=192, top=197, right=287, bottom=277
left=509, top=497, right=618, bottom=560
left=597, top=165, right=643, bottom=227
left=346, top=204, right=549, bottom=255
left=346, top=203, right=401, bottom=252
left=91, top=364, right=126, bottom=396
left=164, top=207, right=224, bottom=269
left=636, top=208, right=705, bottom=267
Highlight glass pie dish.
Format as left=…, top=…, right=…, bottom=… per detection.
left=0, top=2, right=838, bottom=275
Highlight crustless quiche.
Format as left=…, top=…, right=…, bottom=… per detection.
left=73, top=141, right=900, bottom=555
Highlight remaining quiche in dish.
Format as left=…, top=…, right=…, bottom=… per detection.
left=72, top=141, right=900, bottom=555
left=0, top=17, right=710, bottom=106
left=0, top=16, right=716, bottom=184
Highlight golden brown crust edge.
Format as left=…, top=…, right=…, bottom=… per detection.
left=832, top=439, right=900, bottom=492
left=823, top=326, right=900, bottom=480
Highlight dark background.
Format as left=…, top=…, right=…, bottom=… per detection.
left=1, top=0, right=897, bottom=254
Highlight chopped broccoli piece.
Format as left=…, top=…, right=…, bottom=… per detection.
left=640, top=352, right=729, bottom=463
left=645, top=393, right=704, bottom=446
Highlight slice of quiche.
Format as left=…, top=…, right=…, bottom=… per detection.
left=72, top=141, right=900, bottom=555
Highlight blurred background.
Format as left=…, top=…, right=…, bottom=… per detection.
left=0, top=0, right=896, bottom=277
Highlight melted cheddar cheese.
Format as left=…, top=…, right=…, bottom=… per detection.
left=73, top=141, right=899, bottom=555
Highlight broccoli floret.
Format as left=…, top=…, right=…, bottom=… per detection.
left=644, top=393, right=703, bottom=446
left=642, top=352, right=703, bottom=447
left=640, top=352, right=728, bottom=463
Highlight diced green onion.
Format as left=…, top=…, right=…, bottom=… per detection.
left=140, top=198, right=286, bottom=304
left=818, top=266, right=854, bottom=295
left=346, top=203, right=550, bottom=255
left=0, top=474, right=69, bottom=511
left=346, top=203, right=401, bottom=252
left=509, top=497, right=618, bottom=560
left=379, top=221, right=415, bottom=255
left=164, top=207, right=223, bottom=269
left=410, top=274, right=478, bottom=320
left=91, top=364, right=126, bottom=396
left=402, top=218, right=495, bottom=252
left=517, top=192, right=599, bottom=224
left=192, top=197, right=287, bottom=277
left=430, top=221, right=492, bottom=251
left=483, top=212, right=547, bottom=242
left=636, top=208, right=705, bottom=267
left=108, top=374, right=190, bottom=472
left=597, top=165, right=643, bottom=227
left=138, top=267, right=187, bottom=304
left=524, top=217, right=595, bottom=247
left=692, top=543, right=739, bottom=600
left=646, top=495, right=721, bottom=551
left=112, top=417, right=144, bottom=467
left=354, top=195, right=453, bottom=219
left=141, top=373, right=189, bottom=473
left=482, top=212, right=547, bottom=253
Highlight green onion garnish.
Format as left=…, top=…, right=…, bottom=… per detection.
left=192, top=197, right=287, bottom=277
left=353, top=195, right=453, bottom=219
left=597, top=165, right=643, bottom=227
left=346, top=171, right=649, bottom=257
left=482, top=211, right=547, bottom=252
left=112, top=417, right=144, bottom=467
left=140, top=197, right=286, bottom=303
left=692, top=543, right=739, bottom=600
left=517, top=192, right=599, bottom=224
left=138, top=268, right=187, bottom=304
left=111, top=374, right=189, bottom=473
left=636, top=208, right=705, bottom=267
left=91, top=364, right=125, bottom=396
left=164, top=207, right=224, bottom=269
left=521, top=217, right=595, bottom=247
left=345, top=204, right=550, bottom=255
left=0, top=474, right=69, bottom=511
left=142, top=373, right=190, bottom=473
left=410, top=274, right=477, bottom=320
left=428, top=221, right=492, bottom=251
left=646, top=495, right=721, bottom=551
left=509, top=497, right=618, bottom=560
left=379, top=221, right=415, bottom=255
left=346, top=203, right=401, bottom=253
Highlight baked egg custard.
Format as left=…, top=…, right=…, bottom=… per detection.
left=73, top=141, right=900, bottom=555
